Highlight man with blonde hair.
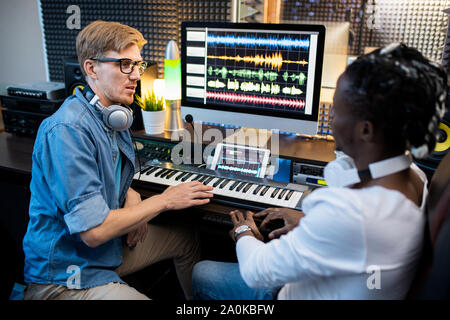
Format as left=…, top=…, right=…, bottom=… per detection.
left=22, top=20, right=213, bottom=300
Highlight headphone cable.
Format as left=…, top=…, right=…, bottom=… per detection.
left=129, top=129, right=142, bottom=181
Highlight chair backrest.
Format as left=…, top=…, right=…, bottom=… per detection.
left=427, top=151, right=450, bottom=245
left=408, top=151, right=450, bottom=299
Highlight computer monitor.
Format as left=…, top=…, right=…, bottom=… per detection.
left=282, top=20, right=350, bottom=89
left=180, top=21, right=325, bottom=135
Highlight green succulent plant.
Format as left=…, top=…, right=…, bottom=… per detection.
left=135, top=89, right=166, bottom=112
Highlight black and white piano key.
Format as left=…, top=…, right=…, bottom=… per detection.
left=133, top=166, right=304, bottom=210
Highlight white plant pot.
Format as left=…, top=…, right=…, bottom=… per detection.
left=141, top=109, right=166, bottom=135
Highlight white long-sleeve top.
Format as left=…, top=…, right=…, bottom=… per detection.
left=236, top=165, right=427, bottom=299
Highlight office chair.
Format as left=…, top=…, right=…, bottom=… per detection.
left=407, top=151, right=450, bottom=299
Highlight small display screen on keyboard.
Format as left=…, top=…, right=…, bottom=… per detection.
left=211, top=143, right=270, bottom=179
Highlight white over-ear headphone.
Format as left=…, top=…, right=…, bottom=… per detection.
left=323, top=151, right=413, bottom=188
left=83, top=86, right=133, bottom=131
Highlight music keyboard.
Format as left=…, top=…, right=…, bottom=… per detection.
left=133, top=161, right=308, bottom=212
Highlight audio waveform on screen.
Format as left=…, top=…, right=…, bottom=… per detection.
left=216, top=164, right=259, bottom=176
left=207, top=52, right=308, bottom=71
left=207, top=34, right=310, bottom=50
left=207, top=79, right=227, bottom=88
left=282, top=85, right=303, bottom=95
left=208, top=66, right=278, bottom=81
left=207, top=66, right=307, bottom=85
left=282, top=72, right=307, bottom=85
left=207, top=79, right=303, bottom=96
left=241, top=81, right=280, bottom=94
left=206, top=91, right=305, bottom=110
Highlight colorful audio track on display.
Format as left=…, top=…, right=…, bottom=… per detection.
left=206, top=52, right=308, bottom=71
left=206, top=92, right=306, bottom=110
left=214, top=146, right=268, bottom=178
left=207, top=66, right=307, bottom=85
left=204, top=31, right=310, bottom=112
left=184, top=26, right=316, bottom=114
left=206, top=34, right=310, bottom=50
left=182, top=22, right=324, bottom=135
left=216, top=163, right=259, bottom=177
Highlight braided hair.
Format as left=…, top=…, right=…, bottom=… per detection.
left=342, top=43, right=448, bottom=159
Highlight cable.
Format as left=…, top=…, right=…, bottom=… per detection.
left=185, top=114, right=195, bottom=131
left=129, top=129, right=142, bottom=181
left=185, top=114, right=201, bottom=142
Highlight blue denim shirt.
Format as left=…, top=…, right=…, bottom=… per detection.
left=22, top=88, right=135, bottom=289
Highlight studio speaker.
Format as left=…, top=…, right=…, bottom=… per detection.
left=435, top=115, right=450, bottom=156
left=415, top=108, right=450, bottom=179
left=64, top=56, right=87, bottom=97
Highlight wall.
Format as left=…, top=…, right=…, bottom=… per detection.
left=281, top=0, right=449, bottom=62
left=39, top=0, right=232, bottom=82
left=0, top=0, right=47, bottom=86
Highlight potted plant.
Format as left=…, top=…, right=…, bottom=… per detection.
left=136, top=89, right=166, bottom=135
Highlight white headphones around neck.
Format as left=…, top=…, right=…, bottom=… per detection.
left=83, top=86, right=133, bottom=131
left=323, top=151, right=413, bottom=188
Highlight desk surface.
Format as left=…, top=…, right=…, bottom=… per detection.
left=0, top=124, right=335, bottom=176
left=133, top=124, right=336, bottom=164
left=0, top=126, right=336, bottom=235
left=0, top=132, right=34, bottom=174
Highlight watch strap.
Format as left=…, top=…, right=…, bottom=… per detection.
left=234, top=225, right=253, bottom=240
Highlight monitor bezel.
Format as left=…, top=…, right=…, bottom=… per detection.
left=180, top=21, right=326, bottom=123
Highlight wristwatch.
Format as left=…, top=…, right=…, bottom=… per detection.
left=234, top=225, right=253, bottom=240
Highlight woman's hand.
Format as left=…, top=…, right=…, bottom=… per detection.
left=160, top=180, right=214, bottom=211
left=254, top=208, right=305, bottom=240
left=229, top=210, right=264, bottom=242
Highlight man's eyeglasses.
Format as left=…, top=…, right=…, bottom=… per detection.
left=90, top=57, right=147, bottom=75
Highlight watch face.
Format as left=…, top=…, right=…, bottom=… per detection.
left=234, top=225, right=252, bottom=238
left=235, top=225, right=248, bottom=233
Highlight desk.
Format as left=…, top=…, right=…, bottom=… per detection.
left=0, top=132, right=34, bottom=173
left=132, top=124, right=336, bottom=163
left=0, top=127, right=335, bottom=278
left=0, top=127, right=336, bottom=226
left=0, top=127, right=336, bottom=211
left=0, top=132, right=34, bottom=284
